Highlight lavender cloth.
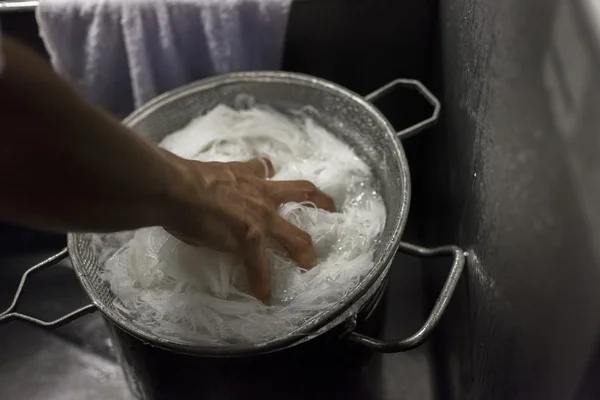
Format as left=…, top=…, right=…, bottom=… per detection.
left=37, top=0, right=292, bottom=117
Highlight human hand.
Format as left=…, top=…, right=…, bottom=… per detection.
left=162, top=154, right=335, bottom=302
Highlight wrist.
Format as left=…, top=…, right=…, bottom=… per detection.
left=153, top=151, right=203, bottom=229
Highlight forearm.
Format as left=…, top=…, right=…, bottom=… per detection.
left=0, top=37, right=183, bottom=232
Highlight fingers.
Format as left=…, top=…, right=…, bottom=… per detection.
left=269, top=216, right=316, bottom=270
left=266, top=180, right=336, bottom=212
left=236, top=157, right=275, bottom=179
left=243, top=227, right=271, bottom=302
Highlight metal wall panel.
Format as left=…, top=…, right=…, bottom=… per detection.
left=423, top=0, right=600, bottom=398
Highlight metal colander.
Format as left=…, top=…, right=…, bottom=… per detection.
left=0, top=72, right=465, bottom=357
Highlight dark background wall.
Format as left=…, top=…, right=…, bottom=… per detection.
left=423, top=0, right=600, bottom=399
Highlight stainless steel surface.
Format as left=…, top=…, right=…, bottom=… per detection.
left=0, top=246, right=135, bottom=400
left=419, top=0, right=600, bottom=399
left=348, top=242, right=464, bottom=352
left=0, top=323, right=134, bottom=400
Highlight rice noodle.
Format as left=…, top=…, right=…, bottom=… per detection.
left=94, top=99, right=386, bottom=345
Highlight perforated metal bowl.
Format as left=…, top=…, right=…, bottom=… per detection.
left=0, top=72, right=464, bottom=357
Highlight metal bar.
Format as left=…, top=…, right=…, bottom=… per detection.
left=0, top=1, right=38, bottom=12
left=0, top=0, right=350, bottom=13
left=0, top=248, right=96, bottom=328
left=0, top=248, right=69, bottom=318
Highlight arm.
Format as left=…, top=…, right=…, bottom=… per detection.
left=0, top=36, right=181, bottom=232
left=0, top=37, right=335, bottom=301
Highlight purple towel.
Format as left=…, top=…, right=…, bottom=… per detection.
left=37, top=0, right=292, bottom=117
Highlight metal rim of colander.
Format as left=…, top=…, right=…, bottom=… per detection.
left=68, top=71, right=411, bottom=357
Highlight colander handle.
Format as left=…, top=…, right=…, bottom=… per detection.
left=0, top=248, right=97, bottom=328
left=347, top=242, right=465, bottom=353
left=365, top=79, right=441, bottom=139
